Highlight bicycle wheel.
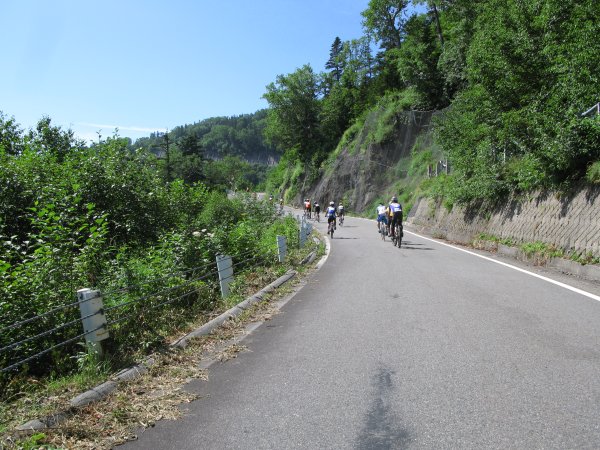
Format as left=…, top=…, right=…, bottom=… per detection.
left=395, top=225, right=401, bottom=247
left=398, top=224, right=403, bottom=248
left=329, top=222, right=334, bottom=238
left=380, top=223, right=385, bottom=241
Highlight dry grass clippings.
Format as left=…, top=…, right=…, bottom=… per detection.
left=1, top=298, right=285, bottom=449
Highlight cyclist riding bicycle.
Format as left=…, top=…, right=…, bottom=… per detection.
left=388, top=196, right=403, bottom=238
left=314, top=202, right=321, bottom=221
left=326, top=201, right=336, bottom=230
left=304, top=198, right=312, bottom=219
left=337, top=203, right=345, bottom=225
left=376, top=202, right=388, bottom=233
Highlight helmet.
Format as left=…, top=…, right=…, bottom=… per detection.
left=392, top=196, right=398, bottom=202
left=329, top=201, right=334, bottom=206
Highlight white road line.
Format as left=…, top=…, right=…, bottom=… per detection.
left=404, top=230, right=600, bottom=303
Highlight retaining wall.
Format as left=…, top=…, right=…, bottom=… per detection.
left=406, top=186, right=600, bottom=258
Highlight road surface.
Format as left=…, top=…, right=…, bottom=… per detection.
left=120, top=213, right=600, bottom=449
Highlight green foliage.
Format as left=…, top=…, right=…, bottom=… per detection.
left=0, top=119, right=297, bottom=394
left=396, top=13, right=445, bottom=108
left=361, top=0, right=409, bottom=51
left=408, top=147, right=433, bottom=178
left=520, top=241, right=564, bottom=261
left=586, top=161, right=600, bottom=184
left=137, top=110, right=278, bottom=165
left=263, top=65, right=323, bottom=164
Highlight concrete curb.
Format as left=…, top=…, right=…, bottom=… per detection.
left=16, top=269, right=300, bottom=432
left=172, top=270, right=297, bottom=349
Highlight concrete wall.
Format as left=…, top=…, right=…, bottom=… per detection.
left=407, top=185, right=600, bottom=258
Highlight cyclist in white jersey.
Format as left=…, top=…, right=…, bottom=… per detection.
left=337, top=203, right=345, bottom=225
left=376, top=202, right=387, bottom=233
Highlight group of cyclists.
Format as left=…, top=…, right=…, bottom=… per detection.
left=377, top=196, right=403, bottom=244
left=303, top=198, right=344, bottom=225
left=281, top=194, right=403, bottom=243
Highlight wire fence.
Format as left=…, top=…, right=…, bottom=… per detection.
left=0, top=222, right=306, bottom=375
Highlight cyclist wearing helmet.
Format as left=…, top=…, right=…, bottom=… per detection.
left=388, top=196, right=403, bottom=238
left=376, top=201, right=387, bottom=233
left=313, top=201, right=321, bottom=221
left=326, top=201, right=337, bottom=230
left=337, top=203, right=345, bottom=225
left=304, top=198, right=312, bottom=219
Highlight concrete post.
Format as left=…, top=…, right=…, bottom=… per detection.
left=277, top=235, right=287, bottom=262
left=77, top=288, right=109, bottom=357
left=216, top=255, right=233, bottom=298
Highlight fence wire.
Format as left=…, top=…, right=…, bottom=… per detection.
left=1, top=234, right=291, bottom=373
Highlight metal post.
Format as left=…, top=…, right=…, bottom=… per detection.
left=77, top=289, right=109, bottom=357
left=216, top=254, right=233, bottom=298
left=277, top=235, right=287, bottom=262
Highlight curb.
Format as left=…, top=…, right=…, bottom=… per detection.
left=16, top=269, right=301, bottom=433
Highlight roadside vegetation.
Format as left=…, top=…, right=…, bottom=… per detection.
left=0, top=118, right=304, bottom=421
left=262, top=0, right=600, bottom=210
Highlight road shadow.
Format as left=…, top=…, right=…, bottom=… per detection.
left=397, top=241, right=435, bottom=250
left=331, top=237, right=359, bottom=240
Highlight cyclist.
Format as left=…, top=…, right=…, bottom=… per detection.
left=337, top=203, right=345, bottom=225
left=376, top=202, right=387, bottom=233
left=313, top=202, right=321, bottom=221
left=304, top=198, right=312, bottom=219
left=326, top=201, right=337, bottom=231
left=388, top=196, right=403, bottom=239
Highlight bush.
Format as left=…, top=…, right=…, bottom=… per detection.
left=586, top=161, right=600, bottom=184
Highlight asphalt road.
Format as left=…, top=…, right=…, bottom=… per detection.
left=120, top=213, right=600, bottom=449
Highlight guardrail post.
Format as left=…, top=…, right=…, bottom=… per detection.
left=77, top=288, right=109, bottom=358
left=277, top=235, right=287, bottom=262
left=299, top=222, right=306, bottom=248
left=216, top=254, right=233, bottom=298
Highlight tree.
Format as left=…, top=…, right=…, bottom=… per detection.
left=178, top=133, right=202, bottom=157
left=412, top=0, right=446, bottom=47
left=396, top=14, right=445, bottom=108
left=361, top=0, right=410, bottom=51
left=27, top=116, right=83, bottom=162
left=0, top=112, right=24, bottom=155
left=325, top=37, right=345, bottom=83
left=262, top=65, right=323, bottom=164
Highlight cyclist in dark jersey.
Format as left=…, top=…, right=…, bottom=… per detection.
left=388, top=196, right=403, bottom=238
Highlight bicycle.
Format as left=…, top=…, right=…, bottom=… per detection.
left=327, top=220, right=335, bottom=238
left=379, top=222, right=387, bottom=241
left=391, top=223, right=403, bottom=248
left=339, top=214, right=344, bottom=226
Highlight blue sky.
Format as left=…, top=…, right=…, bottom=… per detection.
left=1, top=1, right=421, bottom=143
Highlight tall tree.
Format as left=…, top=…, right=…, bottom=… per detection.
left=325, top=37, right=345, bottom=83
left=262, top=65, right=323, bottom=164
left=361, top=0, right=410, bottom=51
left=397, top=14, right=445, bottom=108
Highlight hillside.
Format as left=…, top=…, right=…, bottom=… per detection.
left=135, top=110, right=279, bottom=165
left=308, top=110, right=436, bottom=213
